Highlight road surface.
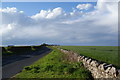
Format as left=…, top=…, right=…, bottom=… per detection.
left=2, top=46, right=52, bottom=79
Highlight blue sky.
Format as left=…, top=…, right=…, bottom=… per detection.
left=2, top=2, right=97, bottom=16
left=0, top=2, right=118, bottom=46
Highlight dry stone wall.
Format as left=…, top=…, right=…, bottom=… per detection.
left=58, top=48, right=120, bottom=79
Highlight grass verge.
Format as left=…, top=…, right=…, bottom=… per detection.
left=15, top=47, right=92, bottom=80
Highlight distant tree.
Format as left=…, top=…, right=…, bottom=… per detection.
left=8, top=45, right=14, bottom=47
left=41, top=43, right=48, bottom=46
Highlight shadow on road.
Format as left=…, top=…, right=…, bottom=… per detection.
left=2, top=46, right=52, bottom=78
left=2, top=46, right=51, bottom=66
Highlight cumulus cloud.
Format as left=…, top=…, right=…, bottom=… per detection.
left=31, top=7, right=64, bottom=19
left=76, top=4, right=93, bottom=10
left=1, top=0, right=118, bottom=46
left=0, top=7, right=17, bottom=13
left=0, top=7, right=24, bottom=13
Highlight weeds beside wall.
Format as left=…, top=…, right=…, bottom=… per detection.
left=58, top=47, right=120, bottom=79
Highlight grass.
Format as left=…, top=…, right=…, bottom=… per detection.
left=1, top=45, right=43, bottom=56
left=59, top=46, right=119, bottom=68
left=15, top=47, right=92, bottom=79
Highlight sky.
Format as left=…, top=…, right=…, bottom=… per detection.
left=0, top=0, right=118, bottom=46
left=2, top=2, right=97, bottom=16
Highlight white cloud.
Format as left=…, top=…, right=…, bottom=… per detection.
left=76, top=4, right=93, bottom=10
left=31, top=7, right=63, bottom=19
left=1, top=0, right=118, bottom=46
left=0, top=7, right=17, bottom=13
left=0, top=7, right=24, bottom=13
left=0, top=23, right=15, bottom=36
left=46, top=7, right=63, bottom=19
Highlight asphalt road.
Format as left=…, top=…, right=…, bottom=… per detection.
left=2, top=46, right=52, bottom=79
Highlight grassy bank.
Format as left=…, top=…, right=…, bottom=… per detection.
left=60, top=46, right=119, bottom=68
left=2, top=45, right=43, bottom=56
left=15, top=47, right=92, bottom=79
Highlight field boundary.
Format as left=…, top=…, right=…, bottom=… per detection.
left=57, top=47, right=120, bottom=79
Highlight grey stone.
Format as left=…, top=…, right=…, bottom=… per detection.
left=118, top=69, right=120, bottom=75
left=86, top=59, right=92, bottom=65
left=104, top=64, right=113, bottom=70
left=84, top=57, right=88, bottom=62
left=105, top=67, right=111, bottom=73
left=81, top=56, right=85, bottom=60
left=98, top=63, right=107, bottom=71
left=109, top=67, right=117, bottom=77
left=90, top=60, right=99, bottom=67
left=77, top=56, right=81, bottom=62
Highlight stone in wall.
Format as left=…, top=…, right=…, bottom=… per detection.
left=90, top=60, right=100, bottom=67
left=109, top=67, right=117, bottom=77
left=58, top=48, right=120, bottom=79
left=98, top=63, right=107, bottom=71
left=86, top=59, right=92, bottom=65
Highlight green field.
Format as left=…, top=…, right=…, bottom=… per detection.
left=15, top=47, right=93, bottom=79
left=59, top=46, right=119, bottom=68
